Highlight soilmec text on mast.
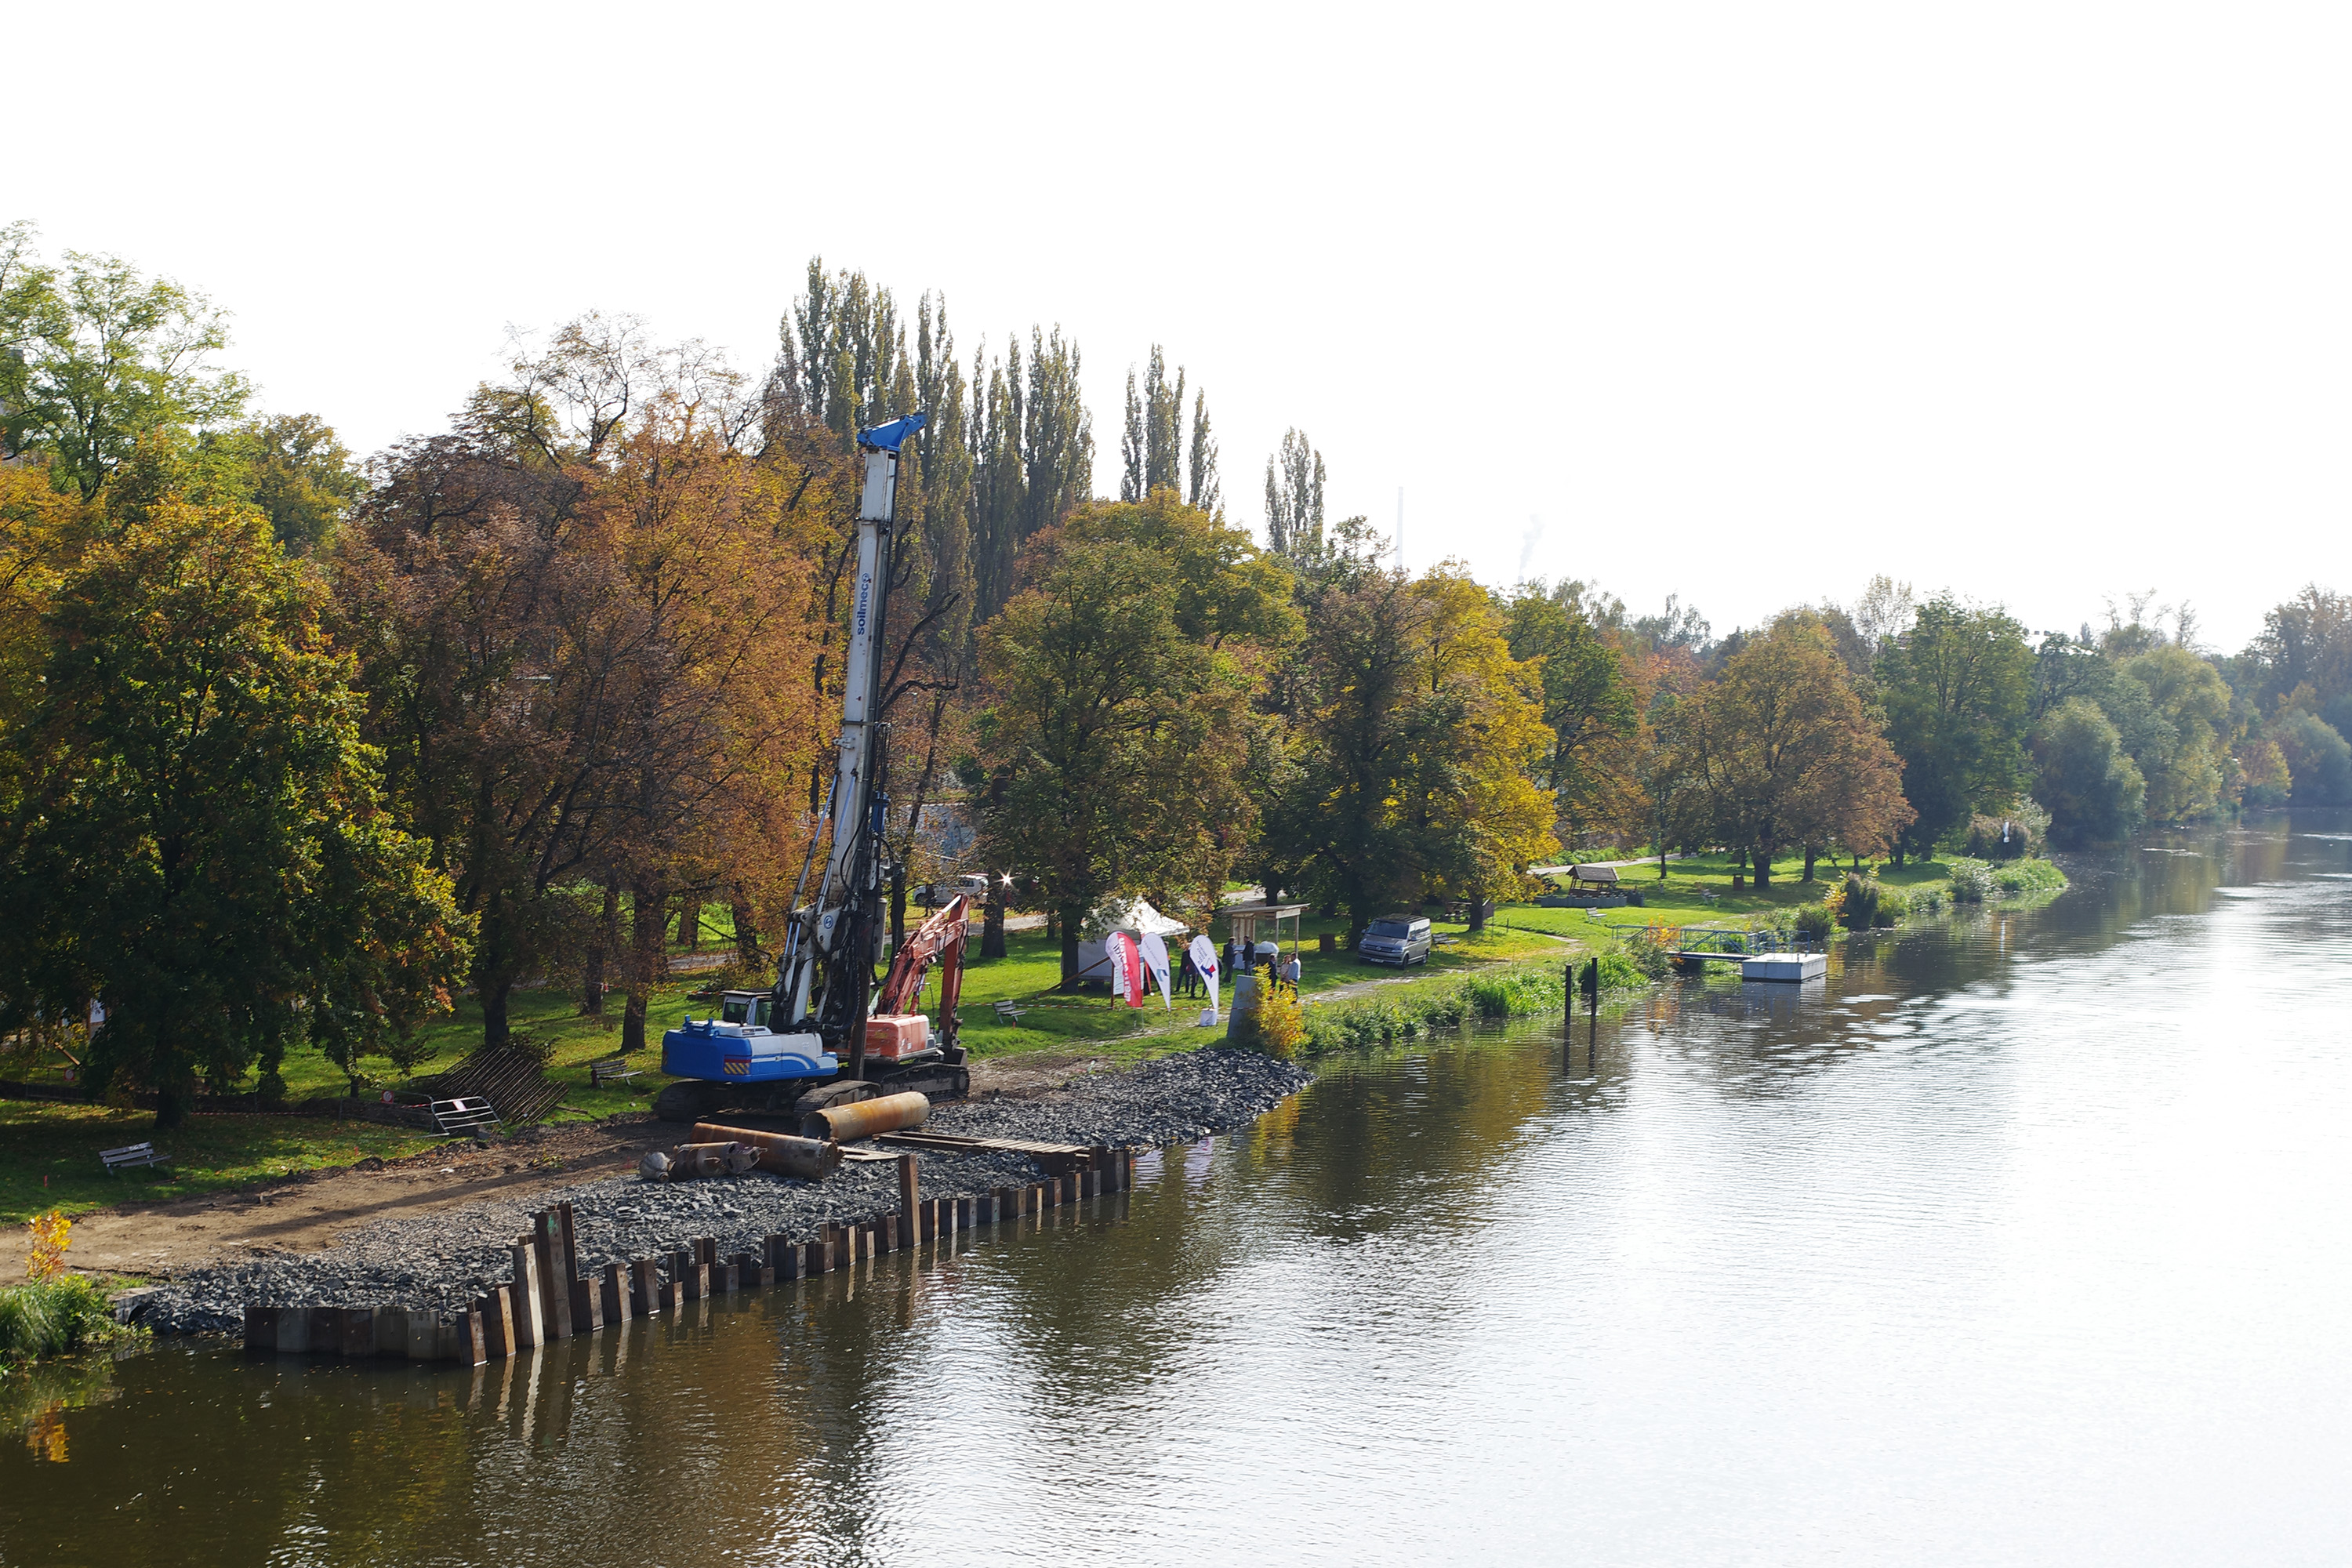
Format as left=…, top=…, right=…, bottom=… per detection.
left=655, top=413, right=972, bottom=1123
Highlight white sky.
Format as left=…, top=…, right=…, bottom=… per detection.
left=10, top=0, right=2346, bottom=652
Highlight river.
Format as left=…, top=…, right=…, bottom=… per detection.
left=5, top=815, right=2348, bottom=1566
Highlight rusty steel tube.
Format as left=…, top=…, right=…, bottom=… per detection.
left=689, top=1124, right=844, bottom=1181
left=799, top=1091, right=930, bottom=1143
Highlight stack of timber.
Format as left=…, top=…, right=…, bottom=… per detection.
left=243, top=1148, right=1142, bottom=1366
left=419, top=1045, right=568, bottom=1127
left=872, top=1129, right=1096, bottom=1175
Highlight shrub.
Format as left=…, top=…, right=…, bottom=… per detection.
left=1991, top=858, right=2067, bottom=895
left=1838, top=873, right=1879, bottom=931
left=1795, top=902, right=1835, bottom=940
left=1871, top=884, right=1911, bottom=927
left=0, top=1275, right=124, bottom=1367
left=1965, top=796, right=2051, bottom=859
left=1948, top=858, right=1995, bottom=904
left=1251, top=984, right=1306, bottom=1058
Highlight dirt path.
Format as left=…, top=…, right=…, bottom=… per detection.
left=6, top=1050, right=1112, bottom=1290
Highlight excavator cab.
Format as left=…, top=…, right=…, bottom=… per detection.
left=717, top=993, right=771, bottom=1029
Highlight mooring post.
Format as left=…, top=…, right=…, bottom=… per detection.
left=510, top=1243, right=543, bottom=1349
left=558, top=1200, right=581, bottom=1284
left=898, top=1152, right=920, bottom=1248
left=533, top=1214, right=572, bottom=1340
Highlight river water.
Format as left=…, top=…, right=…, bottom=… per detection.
left=5, top=816, right=2349, bottom=1566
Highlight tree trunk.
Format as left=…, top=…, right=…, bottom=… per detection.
left=480, top=975, right=513, bottom=1051
left=1802, top=844, right=1817, bottom=884
left=477, top=895, right=516, bottom=1048
left=1058, top=902, right=1083, bottom=989
left=583, top=880, right=619, bottom=1015
left=890, top=864, right=906, bottom=953
left=676, top=902, right=702, bottom=949
left=622, top=878, right=668, bottom=1054
left=731, top=893, right=761, bottom=971
left=982, top=876, right=1007, bottom=960
left=1754, top=842, right=1773, bottom=891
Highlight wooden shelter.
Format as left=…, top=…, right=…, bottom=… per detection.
left=1221, top=902, right=1308, bottom=957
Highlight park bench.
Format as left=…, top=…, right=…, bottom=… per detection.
left=992, top=1000, right=1029, bottom=1025
left=589, top=1056, right=642, bottom=1090
left=428, top=1096, right=501, bottom=1139
left=100, top=1142, right=170, bottom=1174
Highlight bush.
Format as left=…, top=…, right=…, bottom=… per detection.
left=1795, top=902, right=1835, bottom=939
left=1871, top=884, right=1911, bottom=927
left=1948, top=858, right=1994, bottom=904
left=1992, top=858, right=2067, bottom=895
left=1838, top=873, right=1879, bottom=931
left=0, top=1275, right=124, bottom=1367
left=1300, top=958, right=1632, bottom=1055
left=1250, top=984, right=1306, bottom=1058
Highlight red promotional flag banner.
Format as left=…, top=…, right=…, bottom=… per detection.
left=1109, top=931, right=1145, bottom=1008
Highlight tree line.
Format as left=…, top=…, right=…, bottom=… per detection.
left=5, top=221, right=2348, bottom=1123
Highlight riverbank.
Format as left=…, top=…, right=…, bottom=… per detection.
left=116, top=1048, right=1312, bottom=1338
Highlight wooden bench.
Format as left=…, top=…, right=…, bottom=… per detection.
left=427, top=1096, right=501, bottom=1138
left=589, top=1057, right=643, bottom=1089
left=100, top=1142, right=170, bottom=1174
left=992, top=1000, right=1029, bottom=1025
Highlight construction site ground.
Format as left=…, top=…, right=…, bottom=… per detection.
left=0, top=1051, right=1112, bottom=1289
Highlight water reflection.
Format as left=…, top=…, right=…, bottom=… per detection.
left=6, top=814, right=2350, bottom=1566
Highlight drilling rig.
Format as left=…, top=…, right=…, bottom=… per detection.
left=654, top=414, right=971, bottom=1123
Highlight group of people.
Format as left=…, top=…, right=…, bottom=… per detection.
left=1178, top=936, right=1302, bottom=998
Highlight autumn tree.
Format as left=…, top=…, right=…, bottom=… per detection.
left=2, top=502, right=469, bottom=1125
left=1504, top=579, right=1642, bottom=844
left=1266, top=537, right=1555, bottom=942
left=975, top=536, right=1253, bottom=985
left=1669, top=617, right=1911, bottom=888
left=1402, top=568, right=1559, bottom=927
left=341, top=318, right=827, bottom=1048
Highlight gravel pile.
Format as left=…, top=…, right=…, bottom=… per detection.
left=131, top=1047, right=1311, bottom=1338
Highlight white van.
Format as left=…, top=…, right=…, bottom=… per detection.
left=1358, top=914, right=1432, bottom=966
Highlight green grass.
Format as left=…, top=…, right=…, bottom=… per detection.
left=1502, top=851, right=1964, bottom=933
left=0, top=1101, right=441, bottom=1227
left=0, top=1273, right=132, bottom=1370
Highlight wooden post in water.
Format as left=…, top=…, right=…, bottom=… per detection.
left=480, top=1291, right=513, bottom=1357
left=510, top=1243, right=543, bottom=1349
left=558, top=1201, right=581, bottom=1284
left=533, top=1214, right=572, bottom=1340
left=630, top=1258, right=661, bottom=1316
left=601, top=1262, right=630, bottom=1325
left=898, top=1153, right=920, bottom=1250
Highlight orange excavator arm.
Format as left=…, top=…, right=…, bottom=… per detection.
left=875, top=894, right=970, bottom=1047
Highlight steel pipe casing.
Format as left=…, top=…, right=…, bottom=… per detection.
left=689, top=1124, right=845, bottom=1180
left=798, top=1091, right=930, bottom=1142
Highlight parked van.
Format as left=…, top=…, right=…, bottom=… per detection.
left=1358, top=914, right=1432, bottom=967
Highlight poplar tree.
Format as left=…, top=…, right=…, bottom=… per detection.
left=1264, top=428, right=1325, bottom=560
left=1187, top=389, right=1221, bottom=515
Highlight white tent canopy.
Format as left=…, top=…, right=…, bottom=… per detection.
left=1080, top=896, right=1189, bottom=938
left=1076, top=897, right=1192, bottom=982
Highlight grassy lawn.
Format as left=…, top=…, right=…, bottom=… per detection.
left=1498, top=851, right=1958, bottom=934
left=0, top=1100, right=440, bottom=1228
